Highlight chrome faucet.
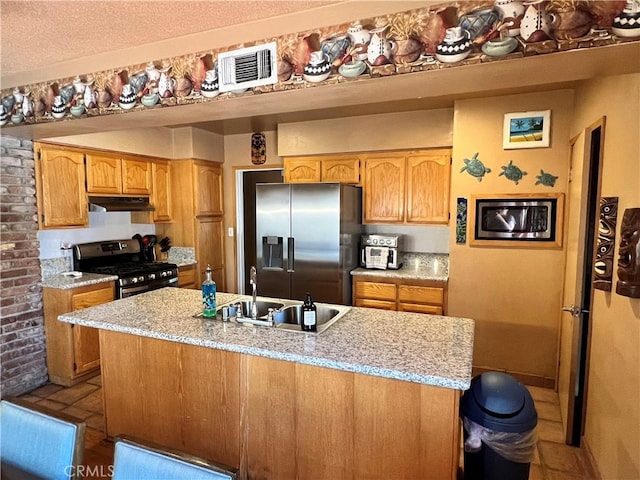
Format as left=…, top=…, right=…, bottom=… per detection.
left=250, top=266, right=258, bottom=320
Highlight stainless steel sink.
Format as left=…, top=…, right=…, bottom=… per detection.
left=273, top=304, right=350, bottom=334
left=233, top=299, right=285, bottom=318
left=217, top=296, right=350, bottom=334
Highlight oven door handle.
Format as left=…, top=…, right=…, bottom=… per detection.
left=120, top=284, right=149, bottom=297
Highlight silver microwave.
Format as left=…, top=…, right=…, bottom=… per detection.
left=472, top=195, right=563, bottom=243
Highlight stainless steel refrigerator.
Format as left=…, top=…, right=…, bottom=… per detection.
left=255, top=183, right=362, bottom=305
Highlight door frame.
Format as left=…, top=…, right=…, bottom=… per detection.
left=560, top=116, right=606, bottom=446
left=234, top=167, right=283, bottom=294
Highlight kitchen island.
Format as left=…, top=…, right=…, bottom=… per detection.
left=59, top=287, right=474, bottom=480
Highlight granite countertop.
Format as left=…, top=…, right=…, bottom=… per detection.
left=41, top=272, right=118, bottom=290
left=351, top=252, right=449, bottom=282
left=59, top=288, right=474, bottom=390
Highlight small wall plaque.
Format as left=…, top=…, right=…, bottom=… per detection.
left=456, top=197, right=467, bottom=244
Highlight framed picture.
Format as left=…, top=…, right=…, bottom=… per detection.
left=503, top=110, right=551, bottom=149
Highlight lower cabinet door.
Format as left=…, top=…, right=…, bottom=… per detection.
left=398, top=302, right=443, bottom=315
left=355, top=298, right=397, bottom=310
left=71, top=285, right=114, bottom=375
left=73, top=325, right=101, bottom=374
left=178, top=265, right=197, bottom=289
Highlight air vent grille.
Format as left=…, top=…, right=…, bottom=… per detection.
left=218, top=42, right=278, bottom=92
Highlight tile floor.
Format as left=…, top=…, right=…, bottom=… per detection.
left=20, top=377, right=598, bottom=479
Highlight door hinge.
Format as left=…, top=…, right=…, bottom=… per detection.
left=73, top=362, right=77, bottom=372
left=41, top=214, right=45, bottom=223
left=37, top=150, right=41, bottom=160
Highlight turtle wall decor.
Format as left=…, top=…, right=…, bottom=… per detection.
left=535, top=169, right=558, bottom=187
left=499, top=160, right=527, bottom=185
left=460, top=152, right=491, bottom=182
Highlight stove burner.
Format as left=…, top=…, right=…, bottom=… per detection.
left=73, top=239, right=180, bottom=298
left=89, top=262, right=175, bottom=276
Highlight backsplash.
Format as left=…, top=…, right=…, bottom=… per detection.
left=40, top=256, right=73, bottom=277
left=38, top=212, right=155, bottom=259
left=167, top=247, right=196, bottom=266
left=401, top=252, right=449, bottom=277
left=363, top=225, right=450, bottom=254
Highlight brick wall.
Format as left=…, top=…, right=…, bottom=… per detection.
left=1, top=135, right=48, bottom=396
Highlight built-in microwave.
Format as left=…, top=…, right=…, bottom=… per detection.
left=471, top=194, right=563, bottom=245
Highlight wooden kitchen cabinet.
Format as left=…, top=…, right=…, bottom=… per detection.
left=151, top=160, right=172, bottom=222
left=35, top=143, right=88, bottom=228
left=353, top=276, right=446, bottom=315
left=43, top=282, right=115, bottom=386
left=86, top=153, right=151, bottom=195
left=363, top=148, right=451, bottom=225
left=397, top=284, right=445, bottom=315
left=178, top=264, right=197, bottom=289
left=405, top=150, right=451, bottom=224
left=195, top=162, right=223, bottom=216
left=101, top=330, right=461, bottom=480
left=196, top=217, right=225, bottom=286
left=354, top=281, right=397, bottom=310
left=284, top=155, right=360, bottom=184
left=363, top=154, right=406, bottom=223
left=157, top=159, right=225, bottom=291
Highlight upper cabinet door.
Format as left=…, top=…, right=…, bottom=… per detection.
left=405, top=150, right=451, bottom=224
left=122, top=158, right=151, bottom=195
left=321, top=156, right=360, bottom=184
left=284, top=158, right=321, bottom=183
left=195, top=162, right=223, bottom=216
left=86, top=154, right=122, bottom=194
left=363, top=155, right=405, bottom=223
left=36, top=144, right=88, bottom=228
left=151, top=160, right=172, bottom=222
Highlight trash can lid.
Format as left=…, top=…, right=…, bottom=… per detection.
left=473, top=372, right=525, bottom=415
left=460, top=372, right=537, bottom=433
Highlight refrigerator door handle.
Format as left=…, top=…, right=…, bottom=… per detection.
left=287, top=237, right=295, bottom=272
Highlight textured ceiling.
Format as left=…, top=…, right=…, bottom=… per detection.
left=0, top=1, right=338, bottom=78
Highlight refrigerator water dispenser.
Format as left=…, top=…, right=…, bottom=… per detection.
left=262, top=236, right=283, bottom=269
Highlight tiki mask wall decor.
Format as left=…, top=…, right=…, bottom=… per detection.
left=594, top=197, right=618, bottom=291
left=251, top=132, right=266, bottom=165
left=616, top=207, right=640, bottom=298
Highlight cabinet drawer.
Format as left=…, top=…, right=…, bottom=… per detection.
left=179, top=266, right=197, bottom=289
left=398, top=303, right=443, bottom=315
left=354, top=281, right=396, bottom=301
left=398, top=285, right=444, bottom=305
left=72, top=286, right=114, bottom=310
left=355, top=298, right=397, bottom=310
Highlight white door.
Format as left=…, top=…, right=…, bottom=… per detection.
left=558, top=118, right=605, bottom=445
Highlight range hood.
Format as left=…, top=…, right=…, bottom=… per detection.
left=88, top=196, right=154, bottom=212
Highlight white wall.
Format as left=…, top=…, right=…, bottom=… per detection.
left=38, top=212, right=155, bottom=259
left=363, top=225, right=450, bottom=253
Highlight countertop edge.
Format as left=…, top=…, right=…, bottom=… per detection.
left=58, top=290, right=473, bottom=391
left=58, top=313, right=471, bottom=390
left=41, top=273, right=118, bottom=290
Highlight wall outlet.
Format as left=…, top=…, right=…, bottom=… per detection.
left=228, top=227, right=234, bottom=237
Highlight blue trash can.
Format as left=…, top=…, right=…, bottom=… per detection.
left=460, top=372, right=538, bottom=480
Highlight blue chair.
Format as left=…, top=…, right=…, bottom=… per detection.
left=0, top=397, right=86, bottom=480
left=112, top=435, right=238, bottom=480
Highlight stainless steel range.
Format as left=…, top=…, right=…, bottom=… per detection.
left=72, top=239, right=178, bottom=298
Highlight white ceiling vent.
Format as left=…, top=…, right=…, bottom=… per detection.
left=217, top=42, right=278, bottom=93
